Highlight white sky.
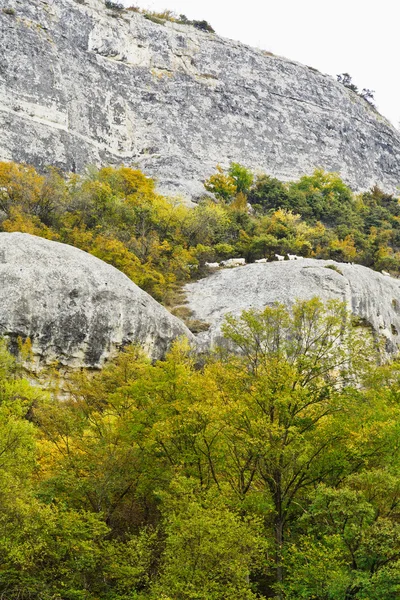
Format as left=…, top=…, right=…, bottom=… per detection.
left=120, top=0, right=400, bottom=128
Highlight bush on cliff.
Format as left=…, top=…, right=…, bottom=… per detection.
left=124, top=5, right=215, bottom=32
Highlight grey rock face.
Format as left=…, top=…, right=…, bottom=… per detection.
left=0, top=232, right=193, bottom=368
left=0, top=0, right=400, bottom=200
left=184, top=260, right=400, bottom=353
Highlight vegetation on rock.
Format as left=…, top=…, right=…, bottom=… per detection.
left=121, top=4, right=215, bottom=32
left=1, top=161, right=399, bottom=314
left=336, top=72, right=376, bottom=108
left=1, top=159, right=400, bottom=595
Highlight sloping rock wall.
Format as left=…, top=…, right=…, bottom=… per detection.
left=0, top=0, right=399, bottom=199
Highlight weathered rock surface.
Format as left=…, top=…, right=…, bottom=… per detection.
left=0, top=232, right=193, bottom=368
left=1, top=0, right=400, bottom=199
left=184, top=260, right=400, bottom=353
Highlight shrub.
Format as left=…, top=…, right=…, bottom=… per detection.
left=2, top=7, right=16, bottom=15
left=144, top=13, right=165, bottom=25
left=178, top=13, right=189, bottom=23
left=336, top=72, right=358, bottom=93
left=125, top=7, right=215, bottom=33
left=360, top=87, right=376, bottom=107
left=105, top=0, right=123, bottom=10
left=192, top=19, right=215, bottom=33
left=186, top=319, right=211, bottom=333
left=177, top=16, right=216, bottom=33
left=336, top=73, right=376, bottom=108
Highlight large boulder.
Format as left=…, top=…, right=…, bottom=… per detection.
left=0, top=233, right=193, bottom=368
left=184, top=259, right=400, bottom=353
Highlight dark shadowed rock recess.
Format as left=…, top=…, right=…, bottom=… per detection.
left=0, top=232, right=193, bottom=368
left=184, top=260, right=400, bottom=354
left=0, top=0, right=400, bottom=200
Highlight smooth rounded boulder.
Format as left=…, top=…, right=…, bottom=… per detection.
left=184, top=259, right=400, bottom=354
left=0, top=232, right=193, bottom=368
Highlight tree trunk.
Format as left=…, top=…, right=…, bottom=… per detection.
left=275, top=517, right=284, bottom=595
left=273, top=470, right=284, bottom=598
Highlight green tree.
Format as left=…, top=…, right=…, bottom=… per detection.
left=153, top=479, right=266, bottom=600
left=248, top=174, right=292, bottom=212
left=214, top=298, right=376, bottom=591
left=288, top=169, right=358, bottom=227
left=228, top=162, right=254, bottom=196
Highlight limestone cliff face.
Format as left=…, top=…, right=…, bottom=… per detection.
left=184, top=260, right=400, bottom=354
left=1, top=0, right=400, bottom=199
left=0, top=233, right=193, bottom=368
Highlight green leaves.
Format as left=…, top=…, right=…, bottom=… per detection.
left=1, top=296, right=400, bottom=597
left=284, top=474, right=400, bottom=599
left=154, top=479, right=266, bottom=600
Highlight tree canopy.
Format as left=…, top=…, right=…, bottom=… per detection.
left=0, top=298, right=399, bottom=598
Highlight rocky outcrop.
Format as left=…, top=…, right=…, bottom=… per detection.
left=0, top=232, right=193, bottom=368
left=184, top=260, right=400, bottom=353
left=0, top=0, right=400, bottom=200
left=2, top=233, right=400, bottom=369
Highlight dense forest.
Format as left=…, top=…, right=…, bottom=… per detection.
left=2, top=300, right=400, bottom=599
left=1, top=161, right=400, bottom=598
